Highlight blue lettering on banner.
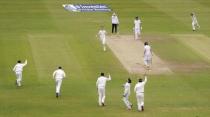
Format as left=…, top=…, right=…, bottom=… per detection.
left=62, top=4, right=111, bottom=12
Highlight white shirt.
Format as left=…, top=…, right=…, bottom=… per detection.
left=98, top=29, right=106, bottom=40
left=53, top=69, right=66, bottom=80
left=13, top=60, right=27, bottom=73
left=134, top=19, right=141, bottom=29
left=123, top=82, right=131, bottom=96
left=192, top=15, right=198, bottom=24
left=134, top=77, right=147, bottom=94
left=144, top=45, right=152, bottom=56
left=96, top=75, right=111, bottom=88
left=111, top=15, right=119, bottom=24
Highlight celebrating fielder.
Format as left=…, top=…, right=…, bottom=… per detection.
left=13, top=59, right=27, bottom=87
left=122, top=78, right=132, bottom=110
left=96, top=73, right=111, bottom=106
left=134, top=74, right=148, bottom=112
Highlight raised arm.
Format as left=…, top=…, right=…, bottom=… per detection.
left=53, top=71, right=56, bottom=79
left=107, top=74, right=111, bottom=81
left=23, top=60, right=27, bottom=66
left=143, top=75, right=147, bottom=84
left=13, top=65, right=17, bottom=71
left=63, top=71, right=66, bottom=78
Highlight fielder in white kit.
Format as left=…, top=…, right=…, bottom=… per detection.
left=134, top=16, right=142, bottom=40
left=144, top=42, right=152, bottom=70
left=13, top=59, right=27, bottom=87
left=53, top=66, right=66, bottom=98
left=97, top=26, right=107, bottom=51
left=191, top=12, right=200, bottom=31
left=134, top=74, right=147, bottom=112
left=96, top=73, right=111, bottom=106
left=122, top=78, right=132, bottom=110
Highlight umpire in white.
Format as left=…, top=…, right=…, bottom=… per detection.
left=13, top=59, right=27, bottom=87
left=53, top=66, right=66, bottom=98
left=123, top=78, right=132, bottom=110
left=134, top=74, right=147, bottom=111
left=111, top=13, right=119, bottom=33
left=96, top=72, right=111, bottom=106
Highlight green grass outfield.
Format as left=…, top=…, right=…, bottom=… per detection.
left=0, top=0, right=210, bottom=117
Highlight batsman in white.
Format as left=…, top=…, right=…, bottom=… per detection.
left=97, top=26, right=107, bottom=51
left=96, top=72, right=111, bottom=106
left=134, top=74, right=147, bottom=112
left=191, top=12, right=200, bottom=31
left=133, top=16, right=142, bottom=40
left=144, top=42, right=153, bottom=70
left=13, top=59, right=27, bottom=87
left=53, top=66, right=66, bottom=98
left=122, top=78, right=132, bottom=110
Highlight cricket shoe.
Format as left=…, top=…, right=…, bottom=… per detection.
left=130, top=104, right=133, bottom=108
left=56, top=93, right=59, bottom=98
left=141, top=106, right=144, bottom=111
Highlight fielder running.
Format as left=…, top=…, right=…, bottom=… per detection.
left=97, top=26, right=107, bottom=51
left=96, top=73, right=111, bottom=106
left=53, top=66, right=66, bottom=98
left=134, top=74, right=147, bottom=112
left=191, top=12, right=200, bottom=31
left=144, top=42, right=153, bottom=70
left=122, top=78, right=132, bottom=110
left=134, top=16, right=142, bottom=40
left=13, top=59, right=27, bottom=87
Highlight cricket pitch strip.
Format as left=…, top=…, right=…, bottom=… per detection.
left=106, top=35, right=172, bottom=74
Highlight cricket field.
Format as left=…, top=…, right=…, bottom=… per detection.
left=0, top=0, right=210, bottom=117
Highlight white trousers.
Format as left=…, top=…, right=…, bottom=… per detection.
left=134, top=28, right=140, bottom=40
left=192, top=22, right=196, bottom=30
left=192, top=21, right=200, bottom=30
left=123, top=94, right=132, bottom=109
left=144, top=55, right=152, bottom=66
left=101, top=37, right=106, bottom=45
left=136, top=93, right=144, bottom=111
left=98, top=87, right=106, bottom=106
left=101, top=38, right=106, bottom=51
left=55, top=79, right=63, bottom=94
left=15, top=72, right=22, bottom=86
